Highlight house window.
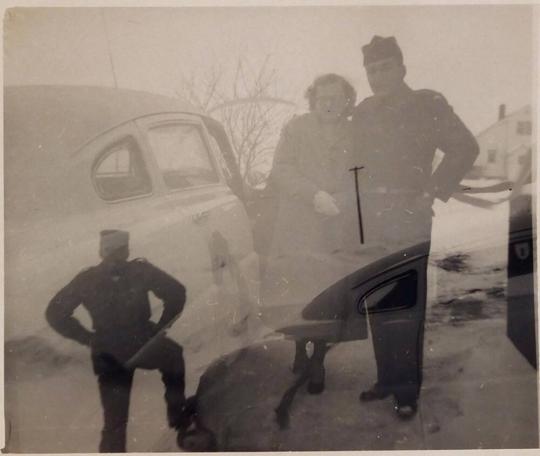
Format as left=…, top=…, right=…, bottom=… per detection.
left=516, top=121, right=532, bottom=135
left=487, top=149, right=497, bottom=163
left=517, top=148, right=532, bottom=166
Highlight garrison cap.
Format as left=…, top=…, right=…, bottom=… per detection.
left=100, top=229, right=129, bottom=256
left=362, top=36, right=403, bottom=66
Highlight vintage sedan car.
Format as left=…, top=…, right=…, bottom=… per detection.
left=5, top=85, right=258, bottom=342
left=4, top=85, right=260, bottom=451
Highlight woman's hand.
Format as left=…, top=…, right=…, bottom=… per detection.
left=313, top=191, right=340, bottom=216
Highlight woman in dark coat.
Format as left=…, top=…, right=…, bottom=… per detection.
left=262, top=73, right=360, bottom=393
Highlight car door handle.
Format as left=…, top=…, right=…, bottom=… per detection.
left=212, top=255, right=227, bottom=270
left=192, top=210, right=210, bottom=224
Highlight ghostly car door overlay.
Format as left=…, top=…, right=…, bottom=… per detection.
left=360, top=271, right=418, bottom=314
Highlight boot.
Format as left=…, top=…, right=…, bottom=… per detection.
left=292, top=340, right=309, bottom=374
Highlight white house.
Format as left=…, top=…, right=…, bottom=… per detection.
left=472, top=105, right=533, bottom=181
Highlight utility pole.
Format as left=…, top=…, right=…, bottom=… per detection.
left=349, top=165, right=365, bottom=244
left=101, top=9, right=119, bottom=89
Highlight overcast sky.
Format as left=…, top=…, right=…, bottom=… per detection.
left=4, top=5, right=535, bottom=134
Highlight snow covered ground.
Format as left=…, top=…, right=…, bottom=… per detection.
left=4, top=185, right=538, bottom=452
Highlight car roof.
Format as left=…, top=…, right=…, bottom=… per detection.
left=5, top=85, right=204, bottom=157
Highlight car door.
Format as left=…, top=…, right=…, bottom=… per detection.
left=5, top=120, right=161, bottom=343
left=293, top=245, right=430, bottom=343
left=507, top=181, right=536, bottom=368
left=76, top=119, right=217, bottom=347
left=201, top=118, right=261, bottom=337
left=134, top=113, right=259, bottom=347
left=353, top=256, right=429, bottom=349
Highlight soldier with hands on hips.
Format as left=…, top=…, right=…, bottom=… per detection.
left=46, top=230, right=188, bottom=452
left=352, top=36, right=479, bottom=418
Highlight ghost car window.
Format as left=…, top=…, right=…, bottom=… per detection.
left=92, top=137, right=152, bottom=201
left=358, top=271, right=418, bottom=314
left=147, top=123, right=219, bottom=190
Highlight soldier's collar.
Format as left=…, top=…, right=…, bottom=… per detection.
left=375, top=83, right=413, bottom=108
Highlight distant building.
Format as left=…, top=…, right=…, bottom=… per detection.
left=471, top=105, right=533, bottom=181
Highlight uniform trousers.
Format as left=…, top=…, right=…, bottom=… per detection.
left=368, top=284, right=427, bottom=406
left=364, top=196, right=432, bottom=406
left=91, top=336, right=186, bottom=453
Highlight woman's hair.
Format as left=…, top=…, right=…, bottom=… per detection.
left=304, top=73, right=357, bottom=117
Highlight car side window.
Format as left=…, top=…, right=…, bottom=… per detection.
left=358, top=271, right=418, bottom=314
left=147, top=123, right=219, bottom=190
left=93, top=138, right=152, bottom=201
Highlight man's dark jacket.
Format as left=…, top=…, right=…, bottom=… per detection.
left=351, top=84, right=479, bottom=247
left=46, top=258, right=186, bottom=364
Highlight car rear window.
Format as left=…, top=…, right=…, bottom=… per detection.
left=147, top=124, right=219, bottom=190
left=93, top=137, right=152, bottom=201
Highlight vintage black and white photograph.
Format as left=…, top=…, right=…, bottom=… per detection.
left=3, top=3, right=538, bottom=452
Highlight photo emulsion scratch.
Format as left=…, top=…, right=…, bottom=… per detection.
left=2, top=3, right=538, bottom=452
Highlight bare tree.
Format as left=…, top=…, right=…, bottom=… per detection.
left=178, top=56, right=297, bottom=187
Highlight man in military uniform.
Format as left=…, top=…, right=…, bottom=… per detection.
left=46, top=230, right=187, bottom=452
left=352, top=36, right=479, bottom=418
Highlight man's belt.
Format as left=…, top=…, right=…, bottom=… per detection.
left=367, top=186, right=419, bottom=195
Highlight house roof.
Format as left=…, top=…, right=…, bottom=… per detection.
left=475, top=105, right=531, bottom=140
